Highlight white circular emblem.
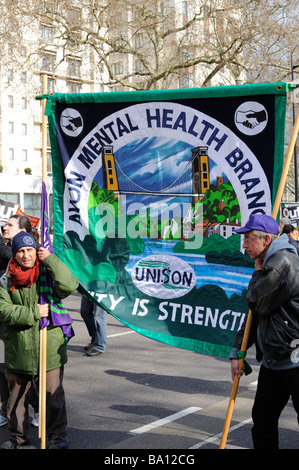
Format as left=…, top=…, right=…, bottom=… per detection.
left=234, top=101, right=268, bottom=136
left=60, top=108, right=83, bottom=137
left=132, top=255, right=196, bottom=299
left=23, top=236, right=34, bottom=245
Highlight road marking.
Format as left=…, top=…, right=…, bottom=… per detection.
left=108, top=331, right=135, bottom=338
left=189, top=418, right=253, bottom=449
left=130, top=407, right=202, bottom=435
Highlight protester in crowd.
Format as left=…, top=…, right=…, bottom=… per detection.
left=0, top=226, right=12, bottom=278
left=0, top=215, right=39, bottom=428
left=1, top=214, right=36, bottom=286
left=0, top=231, right=78, bottom=449
left=2, top=214, right=34, bottom=242
left=0, top=226, right=10, bottom=427
left=32, top=227, right=41, bottom=245
left=279, top=216, right=291, bottom=233
left=282, top=223, right=299, bottom=254
left=230, top=213, right=299, bottom=449
left=80, top=295, right=107, bottom=356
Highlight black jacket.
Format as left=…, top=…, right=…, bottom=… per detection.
left=0, top=237, right=11, bottom=277
left=287, top=235, right=299, bottom=254
left=232, top=235, right=299, bottom=366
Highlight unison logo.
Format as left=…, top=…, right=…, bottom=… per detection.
left=132, top=255, right=196, bottom=299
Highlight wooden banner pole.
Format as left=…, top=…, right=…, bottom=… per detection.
left=219, top=312, right=252, bottom=449
left=219, top=108, right=299, bottom=449
left=39, top=74, right=48, bottom=450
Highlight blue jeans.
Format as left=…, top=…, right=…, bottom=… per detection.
left=80, top=296, right=107, bottom=352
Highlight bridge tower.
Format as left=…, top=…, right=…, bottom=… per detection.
left=191, top=146, right=210, bottom=204
left=102, top=145, right=120, bottom=198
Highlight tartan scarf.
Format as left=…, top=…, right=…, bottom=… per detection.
left=8, top=257, right=40, bottom=291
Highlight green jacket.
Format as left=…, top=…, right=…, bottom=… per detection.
left=0, top=254, right=79, bottom=375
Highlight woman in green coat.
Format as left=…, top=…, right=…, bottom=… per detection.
left=0, top=231, right=78, bottom=449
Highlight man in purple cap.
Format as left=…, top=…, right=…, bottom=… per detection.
left=230, top=213, right=299, bottom=449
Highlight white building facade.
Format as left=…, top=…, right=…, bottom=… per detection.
left=0, top=0, right=244, bottom=224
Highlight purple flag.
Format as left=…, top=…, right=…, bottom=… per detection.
left=39, top=182, right=74, bottom=339
left=40, top=181, right=54, bottom=256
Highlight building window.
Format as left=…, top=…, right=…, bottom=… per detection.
left=8, top=149, right=14, bottom=161
left=0, top=193, right=20, bottom=204
left=67, top=58, right=81, bottom=77
left=41, top=24, right=54, bottom=42
left=8, top=69, right=13, bottom=82
left=136, top=60, right=145, bottom=73
left=22, top=149, right=28, bottom=161
left=22, top=97, right=27, bottom=109
left=9, top=122, right=14, bottom=134
left=67, top=8, right=81, bottom=45
left=24, top=193, right=54, bottom=227
left=22, top=123, right=27, bottom=135
left=111, top=62, right=123, bottom=75
left=68, top=81, right=81, bottom=93
left=47, top=128, right=51, bottom=147
left=8, top=95, right=13, bottom=108
left=43, top=0, right=55, bottom=14
left=47, top=151, right=52, bottom=173
left=112, top=85, right=123, bottom=92
left=40, top=76, right=55, bottom=94
left=180, top=73, right=190, bottom=88
left=203, top=5, right=209, bottom=41
left=21, top=72, right=27, bottom=83
left=135, top=33, right=143, bottom=49
left=41, top=53, right=55, bottom=73
left=67, top=8, right=81, bottom=25
left=47, top=77, right=55, bottom=93
left=24, top=193, right=41, bottom=220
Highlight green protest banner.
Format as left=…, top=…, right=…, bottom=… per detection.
left=39, top=83, right=290, bottom=357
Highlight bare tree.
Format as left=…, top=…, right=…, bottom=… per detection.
left=0, top=0, right=297, bottom=199
left=1, top=0, right=298, bottom=91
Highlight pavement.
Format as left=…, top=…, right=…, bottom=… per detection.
left=0, top=291, right=298, bottom=456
